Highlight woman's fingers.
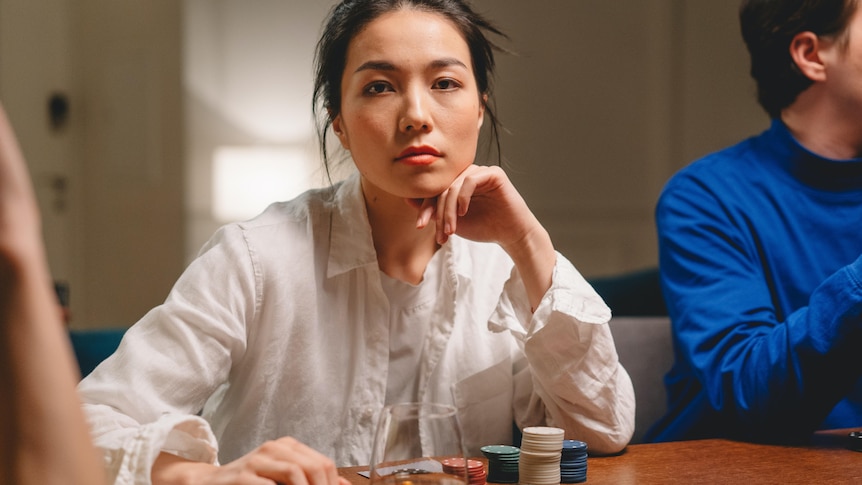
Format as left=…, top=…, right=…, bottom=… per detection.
left=435, top=165, right=490, bottom=243
left=435, top=180, right=468, bottom=244
left=405, top=197, right=437, bottom=229
left=256, top=461, right=310, bottom=485
left=245, top=441, right=311, bottom=485
left=407, top=165, right=529, bottom=246
left=455, top=171, right=477, bottom=217
left=260, top=437, right=341, bottom=485
left=417, top=197, right=436, bottom=229
left=284, top=439, right=342, bottom=485
left=184, top=438, right=343, bottom=485
left=434, top=186, right=451, bottom=243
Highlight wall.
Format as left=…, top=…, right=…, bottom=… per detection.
left=0, top=0, right=185, bottom=329
left=0, top=0, right=77, bottom=285
left=74, top=0, right=186, bottom=328
left=183, top=0, right=336, bottom=261
left=1, top=0, right=769, bottom=329
left=469, top=0, right=768, bottom=276
left=184, top=0, right=769, bottom=279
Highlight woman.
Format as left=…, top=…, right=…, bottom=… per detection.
left=79, top=1, right=635, bottom=484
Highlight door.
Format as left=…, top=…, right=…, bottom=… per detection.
left=0, top=0, right=186, bottom=329
left=0, top=0, right=77, bottom=311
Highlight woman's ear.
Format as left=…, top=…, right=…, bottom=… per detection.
left=331, top=115, right=349, bottom=149
left=789, top=31, right=829, bottom=82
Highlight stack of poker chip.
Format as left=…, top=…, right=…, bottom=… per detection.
left=480, top=444, right=520, bottom=483
left=560, top=439, right=588, bottom=483
left=441, top=457, right=487, bottom=485
left=518, top=426, right=564, bottom=485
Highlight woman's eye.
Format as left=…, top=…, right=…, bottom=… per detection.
left=364, top=82, right=393, bottom=95
left=434, top=78, right=461, bottom=90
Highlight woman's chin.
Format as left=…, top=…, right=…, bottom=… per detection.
left=404, top=180, right=456, bottom=200
left=401, top=191, right=441, bottom=203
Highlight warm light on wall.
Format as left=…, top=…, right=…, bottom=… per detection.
left=212, top=145, right=313, bottom=222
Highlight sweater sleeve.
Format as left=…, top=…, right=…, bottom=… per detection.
left=77, top=224, right=256, bottom=484
left=490, top=253, right=636, bottom=454
left=656, top=173, right=862, bottom=441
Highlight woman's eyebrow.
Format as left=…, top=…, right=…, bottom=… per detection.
left=429, top=57, right=468, bottom=70
left=354, top=57, right=468, bottom=73
left=355, top=60, right=396, bottom=73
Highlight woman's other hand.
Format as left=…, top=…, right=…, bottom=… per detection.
left=152, top=437, right=352, bottom=485
left=408, top=164, right=556, bottom=310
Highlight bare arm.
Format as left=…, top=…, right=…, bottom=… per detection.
left=0, top=102, right=106, bottom=485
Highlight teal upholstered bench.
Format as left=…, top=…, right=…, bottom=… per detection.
left=588, top=267, right=666, bottom=317
left=68, top=328, right=126, bottom=379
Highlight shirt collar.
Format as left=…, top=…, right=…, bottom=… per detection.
left=325, top=172, right=479, bottom=282
left=327, top=173, right=378, bottom=278
left=764, top=118, right=862, bottom=191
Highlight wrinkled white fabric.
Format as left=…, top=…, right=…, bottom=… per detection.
left=380, top=249, right=441, bottom=405
left=78, top=173, right=635, bottom=485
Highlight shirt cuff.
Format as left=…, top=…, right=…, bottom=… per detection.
left=95, top=413, right=218, bottom=485
left=487, top=252, right=611, bottom=339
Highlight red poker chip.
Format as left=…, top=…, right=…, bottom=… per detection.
left=441, top=458, right=487, bottom=484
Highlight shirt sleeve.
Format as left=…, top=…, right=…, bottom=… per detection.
left=656, top=174, right=862, bottom=441
left=78, top=224, right=256, bottom=483
left=84, top=406, right=218, bottom=485
left=489, top=253, right=636, bottom=454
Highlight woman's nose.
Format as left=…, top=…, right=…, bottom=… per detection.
left=398, top=89, right=432, bottom=133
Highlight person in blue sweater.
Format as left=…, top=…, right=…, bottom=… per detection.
left=647, top=0, right=862, bottom=443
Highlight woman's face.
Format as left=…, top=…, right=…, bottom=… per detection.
left=332, top=8, right=485, bottom=201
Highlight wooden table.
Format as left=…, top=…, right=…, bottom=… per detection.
left=340, top=430, right=862, bottom=484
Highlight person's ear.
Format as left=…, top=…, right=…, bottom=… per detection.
left=789, top=31, right=829, bottom=82
left=331, top=115, right=349, bottom=150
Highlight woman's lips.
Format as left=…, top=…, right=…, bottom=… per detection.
left=396, top=146, right=441, bottom=166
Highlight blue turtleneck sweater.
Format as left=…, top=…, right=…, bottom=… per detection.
left=647, top=119, right=862, bottom=443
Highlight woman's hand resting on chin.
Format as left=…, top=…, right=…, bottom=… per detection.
left=407, top=164, right=557, bottom=310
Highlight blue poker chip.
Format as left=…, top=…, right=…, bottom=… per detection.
left=562, top=439, right=588, bottom=452
left=561, top=471, right=587, bottom=478
left=560, top=440, right=588, bottom=484
left=561, top=470, right=588, bottom=481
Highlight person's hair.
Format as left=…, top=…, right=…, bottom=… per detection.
left=740, top=0, right=858, bottom=118
left=312, top=0, right=507, bottom=180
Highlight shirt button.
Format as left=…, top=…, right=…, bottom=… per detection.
left=363, top=407, right=376, bottom=422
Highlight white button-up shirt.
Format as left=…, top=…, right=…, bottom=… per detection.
left=78, top=173, right=635, bottom=485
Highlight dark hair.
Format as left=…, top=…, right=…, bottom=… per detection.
left=740, top=0, right=858, bottom=118
left=312, top=0, right=507, bottom=179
